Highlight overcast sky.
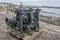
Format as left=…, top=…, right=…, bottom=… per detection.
left=0, top=0, right=60, bottom=6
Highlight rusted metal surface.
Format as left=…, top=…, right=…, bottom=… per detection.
left=0, top=12, right=17, bottom=40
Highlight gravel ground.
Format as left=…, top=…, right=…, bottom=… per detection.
left=0, top=12, right=17, bottom=40
left=39, top=21, right=60, bottom=40
left=0, top=12, right=60, bottom=40
left=0, top=12, right=11, bottom=40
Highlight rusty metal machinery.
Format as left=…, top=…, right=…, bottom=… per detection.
left=5, top=8, right=41, bottom=39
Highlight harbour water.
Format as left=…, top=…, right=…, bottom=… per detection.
left=41, top=8, right=60, bottom=14
left=38, top=0, right=60, bottom=14
left=40, top=8, right=60, bottom=18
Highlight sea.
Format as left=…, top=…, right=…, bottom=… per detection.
left=40, top=8, right=60, bottom=17
left=38, top=0, right=60, bottom=17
